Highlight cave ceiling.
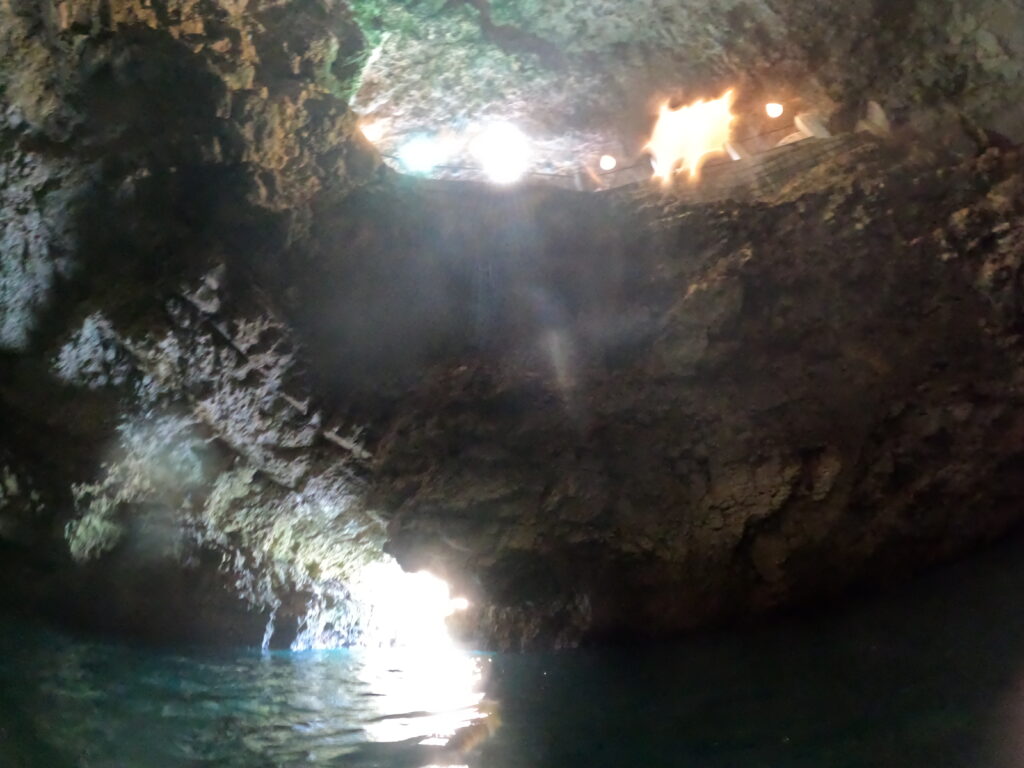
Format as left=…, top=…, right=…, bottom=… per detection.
left=348, top=0, right=1024, bottom=182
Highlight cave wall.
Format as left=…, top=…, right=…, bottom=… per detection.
left=0, top=0, right=384, bottom=647
left=1, top=0, right=1023, bottom=651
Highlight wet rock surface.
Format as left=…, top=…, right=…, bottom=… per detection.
left=1, top=0, right=1023, bottom=650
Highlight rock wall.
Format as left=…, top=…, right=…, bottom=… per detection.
left=1, top=0, right=1024, bottom=651
left=364, top=143, right=1024, bottom=649
left=0, top=0, right=383, bottom=646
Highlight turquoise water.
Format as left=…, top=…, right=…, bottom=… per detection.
left=4, top=538, right=1024, bottom=767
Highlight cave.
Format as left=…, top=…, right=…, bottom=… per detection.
left=2, top=0, right=1024, bottom=764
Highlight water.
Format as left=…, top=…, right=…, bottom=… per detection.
left=4, top=537, right=1024, bottom=768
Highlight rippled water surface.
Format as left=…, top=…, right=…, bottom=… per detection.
left=5, top=537, right=1024, bottom=768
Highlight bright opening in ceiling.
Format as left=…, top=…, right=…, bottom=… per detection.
left=470, top=122, right=531, bottom=184
left=397, top=134, right=456, bottom=174
left=346, top=2, right=826, bottom=189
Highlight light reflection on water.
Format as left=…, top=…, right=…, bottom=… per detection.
left=6, top=535, right=1024, bottom=767
left=0, top=628, right=495, bottom=768
left=359, top=646, right=486, bottom=745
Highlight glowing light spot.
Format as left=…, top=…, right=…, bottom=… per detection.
left=360, top=120, right=386, bottom=143
left=646, top=89, right=737, bottom=184
left=419, top=737, right=452, bottom=747
left=351, top=560, right=465, bottom=650
left=359, top=643, right=486, bottom=744
left=337, top=559, right=496, bottom=753
left=599, top=154, right=617, bottom=171
left=766, top=102, right=785, bottom=119
left=398, top=135, right=451, bottom=174
left=471, top=123, right=531, bottom=184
